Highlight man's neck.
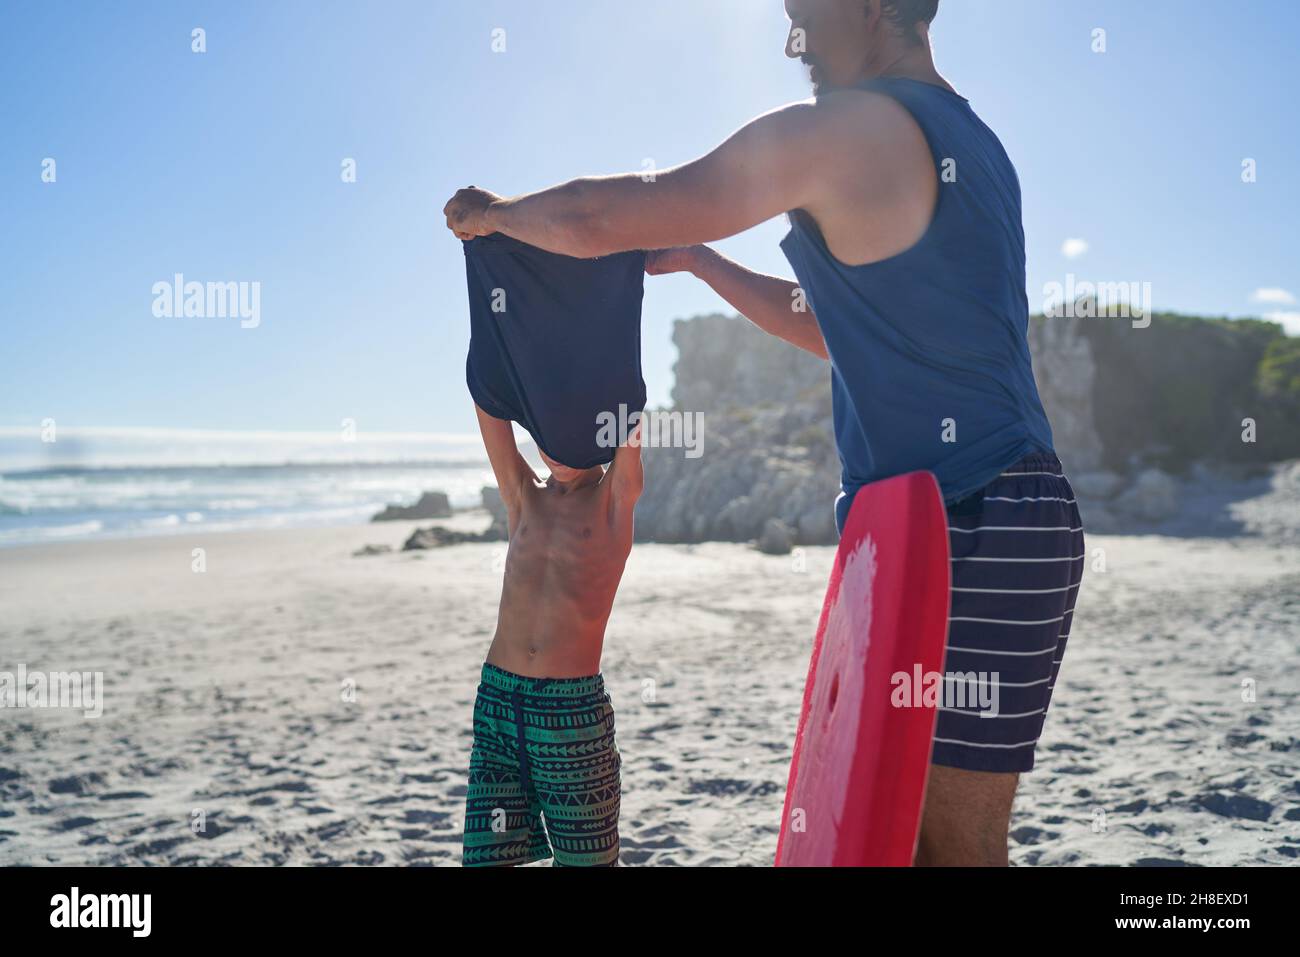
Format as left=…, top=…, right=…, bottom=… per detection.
left=860, top=43, right=952, bottom=94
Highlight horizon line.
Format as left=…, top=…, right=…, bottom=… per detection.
left=0, top=424, right=484, bottom=443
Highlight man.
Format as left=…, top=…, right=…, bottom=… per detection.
left=445, top=0, right=1084, bottom=866
left=461, top=406, right=642, bottom=866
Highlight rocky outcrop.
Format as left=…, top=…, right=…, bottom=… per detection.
left=1114, top=468, right=1182, bottom=522
left=401, top=487, right=511, bottom=549
left=636, top=313, right=1119, bottom=544
left=1028, top=317, right=1104, bottom=474
left=1073, top=467, right=1182, bottom=533
left=480, top=485, right=509, bottom=540
left=371, top=491, right=452, bottom=522
left=628, top=310, right=1295, bottom=543
left=667, top=314, right=831, bottom=413
left=402, top=524, right=501, bottom=550
left=638, top=412, right=839, bottom=545
left=635, top=316, right=839, bottom=545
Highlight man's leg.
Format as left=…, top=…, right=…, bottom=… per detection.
left=923, top=455, right=1085, bottom=866
left=914, top=766, right=1019, bottom=866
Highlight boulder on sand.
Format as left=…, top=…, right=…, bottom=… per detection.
left=400, top=489, right=511, bottom=550
left=758, top=518, right=795, bottom=555
left=481, top=485, right=506, bottom=521
left=371, top=491, right=452, bottom=522
left=1113, top=468, right=1181, bottom=522
left=403, top=526, right=482, bottom=550
left=1071, top=470, right=1125, bottom=499
left=481, top=486, right=509, bottom=539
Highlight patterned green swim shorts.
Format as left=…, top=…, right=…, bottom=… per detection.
left=462, top=663, right=621, bottom=867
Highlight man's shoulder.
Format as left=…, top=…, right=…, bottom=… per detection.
left=755, top=90, right=929, bottom=184
left=807, top=87, right=925, bottom=147
left=746, top=93, right=907, bottom=141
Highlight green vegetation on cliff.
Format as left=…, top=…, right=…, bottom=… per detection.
left=1031, top=312, right=1298, bottom=472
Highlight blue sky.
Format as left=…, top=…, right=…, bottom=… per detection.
left=2, top=0, right=1297, bottom=447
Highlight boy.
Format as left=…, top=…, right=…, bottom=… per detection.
left=461, top=403, right=643, bottom=867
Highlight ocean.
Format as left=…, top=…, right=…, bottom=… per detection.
left=0, top=461, right=496, bottom=548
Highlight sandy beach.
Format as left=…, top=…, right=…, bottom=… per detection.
left=2, top=501, right=1298, bottom=867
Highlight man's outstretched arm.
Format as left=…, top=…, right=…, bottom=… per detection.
left=446, top=89, right=932, bottom=264
left=446, top=101, right=827, bottom=258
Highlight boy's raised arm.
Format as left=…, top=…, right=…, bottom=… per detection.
left=609, top=420, right=644, bottom=506
left=474, top=403, right=536, bottom=510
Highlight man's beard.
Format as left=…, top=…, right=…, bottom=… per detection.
left=802, top=56, right=827, bottom=94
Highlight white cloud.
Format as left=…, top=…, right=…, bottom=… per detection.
left=1250, top=287, right=1297, bottom=305
left=1061, top=238, right=1089, bottom=259
left=1264, top=311, right=1300, bottom=336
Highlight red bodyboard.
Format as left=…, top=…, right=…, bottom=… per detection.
left=775, top=471, right=951, bottom=866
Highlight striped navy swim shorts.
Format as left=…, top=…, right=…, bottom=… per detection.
left=932, top=452, right=1085, bottom=773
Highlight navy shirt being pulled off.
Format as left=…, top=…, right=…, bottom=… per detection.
left=464, top=234, right=646, bottom=470
left=780, top=77, right=1055, bottom=533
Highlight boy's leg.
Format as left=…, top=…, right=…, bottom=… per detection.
left=529, top=682, right=621, bottom=867
left=462, top=675, right=551, bottom=867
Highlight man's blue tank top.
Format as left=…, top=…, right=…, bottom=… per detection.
left=780, top=77, right=1055, bottom=533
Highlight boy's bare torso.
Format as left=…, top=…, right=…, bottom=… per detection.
left=485, top=471, right=636, bottom=678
